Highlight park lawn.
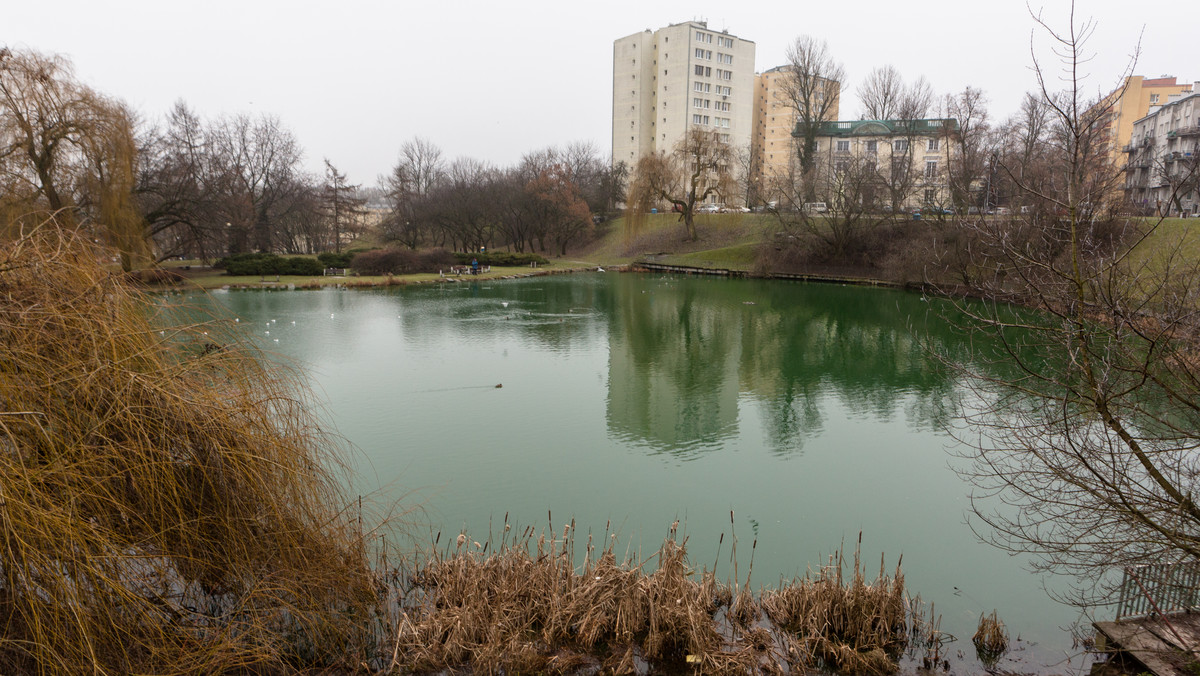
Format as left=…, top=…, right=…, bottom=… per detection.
left=660, top=242, right=761, bottom=270
left=579, top=212, right=773, bottom=266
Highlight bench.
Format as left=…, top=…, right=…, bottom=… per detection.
left=447, top=265, right=491, bottom=276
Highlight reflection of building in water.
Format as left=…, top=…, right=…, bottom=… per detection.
left=606, top=280, right=740, bottom=455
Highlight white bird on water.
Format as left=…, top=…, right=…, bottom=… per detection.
left=501, top=302, right=509, bottom=308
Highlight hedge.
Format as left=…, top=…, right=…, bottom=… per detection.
left=214, top=253, right=325, bottom=276
left=351, top=249, right=457, bottom=275
left=452, top=251, right=549, bottom=267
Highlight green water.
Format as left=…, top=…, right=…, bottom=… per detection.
left=195, top=273, right=1086, bottom=672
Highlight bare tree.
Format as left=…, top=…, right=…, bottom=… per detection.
left=626, top=128, right=734, bottom=240
left=943, top=87, right=991, bottom=212
left=774, top=154, right=891, bottom=261
left=322, top=159, right=364, bottom=253
left=383, top=137, right=444, bottom=248
left=941, top=5, right=1200, bottom=605
left=858, top=66, right=905, bottom=120
left=778, top=36, right=845, bottom=200
left=858, top=66, right=933, bottom=122
left=208, top=113, right=303, bottom=254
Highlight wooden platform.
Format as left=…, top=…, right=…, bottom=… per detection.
left=1095, top=613, right=1200, bottom=676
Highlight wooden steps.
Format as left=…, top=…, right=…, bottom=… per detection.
left=1095, top=613, right=1200, bottom=676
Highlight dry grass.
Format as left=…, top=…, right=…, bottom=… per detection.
left=0, top=226, right=389, bottom=674
left=972, top=610, right=1009, bottom=667
left=392, top=522, right=929, bottom=675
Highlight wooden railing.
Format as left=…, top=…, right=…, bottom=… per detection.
left=1116, top=561, right=1200, bottom=620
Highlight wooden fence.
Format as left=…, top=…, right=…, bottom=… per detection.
left=1116, top=561, right=1200, bottom=620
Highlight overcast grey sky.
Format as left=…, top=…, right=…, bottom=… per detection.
left=5, top=0, right=1189, bottom=185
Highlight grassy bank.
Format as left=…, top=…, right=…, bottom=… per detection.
left=160, top=260, right=588, bottom=290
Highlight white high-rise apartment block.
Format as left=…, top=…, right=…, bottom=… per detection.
left=612, top=21, right=755, bottom=168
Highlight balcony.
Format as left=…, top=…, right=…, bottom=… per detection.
left=1177, top=126, right=1200, bottom=137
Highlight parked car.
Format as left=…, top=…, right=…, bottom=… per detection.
left=802, top=202, right=828, bottom=214
left=697, top=204, right=721, bottom=213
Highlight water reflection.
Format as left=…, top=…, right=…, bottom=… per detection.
left=604, top=275, right=968, bottom=457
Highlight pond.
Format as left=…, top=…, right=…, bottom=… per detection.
left=193, top=272, right=1088, bottom=672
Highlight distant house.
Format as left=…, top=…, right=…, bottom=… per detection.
left=807, top=118, right=960, bottom=212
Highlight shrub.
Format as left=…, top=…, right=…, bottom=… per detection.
left=352, top=248, right=457, bottom=275
left=453, top=251, right=549, bottom=267
left=214, top=252, right=324, bottom=276
left=317, top=251, right=355, bottom=268
left=0, top=229, right=384, bottom=674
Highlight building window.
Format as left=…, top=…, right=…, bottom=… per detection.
left=927, top=138, right=940, bottom=152
left=894, top=139, right=909, bottom=152
left=865, top=140, right=877, bottom=153
left=694, top=114, right=703, bottom=124
left=836, top=140, right=850, bottom=153
left=1151, top=93, right=1160, bottom=104
left=694, top=97, right=703, bottom=108
left=925, top=160, right=938, bottom=178
left=835, top=160, right=849, bottom=175
left=924, top=189, right=937, bottom=203
left=718, top=86, right=731, bottom=96
left=718, top=53, right=732, bottom=64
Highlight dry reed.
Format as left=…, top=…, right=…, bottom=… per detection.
left=393, top=523, right=927, bottom=675
left=972, top=610, right=1009, bottom=667
left=0, top=227, right=387, bottom=674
